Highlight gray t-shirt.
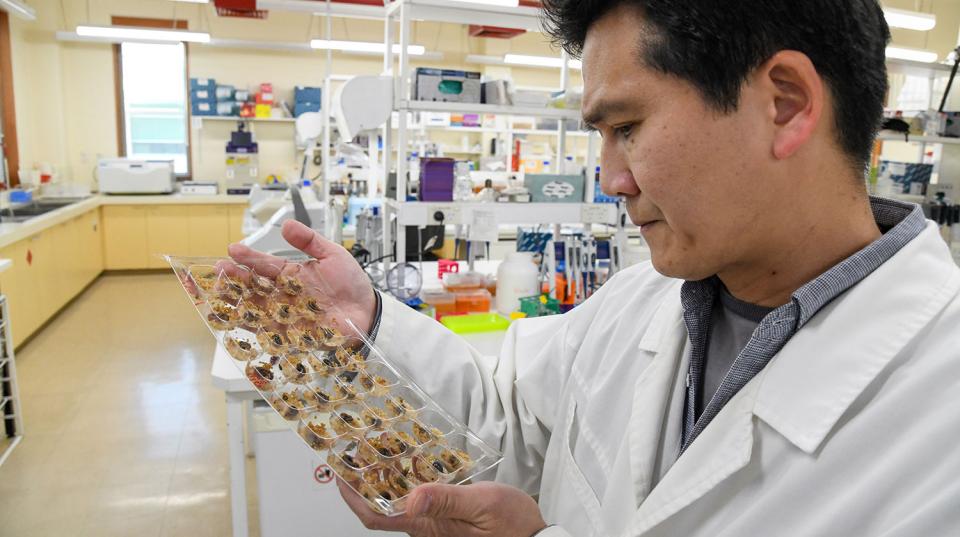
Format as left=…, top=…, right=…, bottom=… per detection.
left=699, top=287, right=774, bottom=419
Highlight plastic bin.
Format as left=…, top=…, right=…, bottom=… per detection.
left=422, top=289, right=457, bottom=319
left=454, top=289, right=491, bottom=314
left=441, top=313, right=510, bottom=334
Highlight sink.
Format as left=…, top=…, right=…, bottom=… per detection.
left=0, top=200, right=78, bottom=222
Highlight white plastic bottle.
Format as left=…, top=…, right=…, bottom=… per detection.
left=496, top=252, right=539, bottom=315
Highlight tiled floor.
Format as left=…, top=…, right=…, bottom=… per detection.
left=0, top=273, right=260, bottom=537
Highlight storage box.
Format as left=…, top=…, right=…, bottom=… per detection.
left=422, top=289, right=457, bottom=319
left=235, top=89, right=252, bottom=102
left=295, top=86, right=322, bottom=104
left=419, top=158, right=455, bottom=201
left=524, top=173, right=585, bottom=203
left=190, top=77, right=216, bottom=92
left=217, top=101, right=240, bottom=116
left=255, top=104, right=273, bottom=118
left=191, top=88, right=214, bottom=101
left=481, top=80, right=512, bottom=105
left=216, top=84, right=236, bottom=101
left=414, top=68, right=481, bottom=103
left=256, top=92, right=275, bottom=105
left=454, top=289, right=492, bottom=314
left=879, top=161, right=933, bottom=195
left=294, top=101, right=321, bottom=117
left=191, top=99, right=217, bottom=116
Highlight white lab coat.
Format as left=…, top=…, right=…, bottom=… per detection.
left=374, top=222, right=960, bottom=536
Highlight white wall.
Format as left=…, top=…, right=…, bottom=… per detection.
left=10, top=0, right=579, bottom=190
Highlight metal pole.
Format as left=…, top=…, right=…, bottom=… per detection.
left=322, top=0, right=333, bottom=204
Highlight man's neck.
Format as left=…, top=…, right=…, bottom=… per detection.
left=717, top=193, right=882, bottom=308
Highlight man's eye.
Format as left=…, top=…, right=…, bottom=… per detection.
left=614, top=124, right=634, bottom=139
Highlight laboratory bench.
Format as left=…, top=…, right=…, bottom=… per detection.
left=0, top=193, right=249, bottom=349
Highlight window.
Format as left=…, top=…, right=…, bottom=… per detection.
left=118, top=42, right=190, bottom=175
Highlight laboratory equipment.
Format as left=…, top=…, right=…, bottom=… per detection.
left=454, top=288, right=492, bottom=314
left=252, top=405, right=380, bottom=537
left=97, top=159, right=175, bottom=194
left=242, top=185, right=343, bottom=257
left=333, top=76, right=393, bottom=141
left=453, top=162, right=474, bottom=202
left=226, top=122, right=259, bottom=194
left=413, top=68, right=482, bottom=103
left=180, top=181, right=218, bottom=195
left=525, top=173, right=585, bottom=203
left=419, top=158, right=456, bottom=202
left=440, top=312, right=511, bottom=334
left=421, top=290, right=457, bottom=319
left=168, top=256, right=504, bottom=516
left=496, top=252, right=539, bottom=315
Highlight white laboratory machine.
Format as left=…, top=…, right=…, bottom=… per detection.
left=253, top=406, right=380, bottom=537
left=97, top=159, right=175, bottom=194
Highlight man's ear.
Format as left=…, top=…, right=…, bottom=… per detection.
left=755, top=50, right=825, bottom=160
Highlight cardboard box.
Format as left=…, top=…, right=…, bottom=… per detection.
left=414, top=68, right=481, bottom=103
left=255, top=104, right=273, bottom=118
left=217, top=101, right=240, bottom=116
left=524, top=173, right=585, bottom=203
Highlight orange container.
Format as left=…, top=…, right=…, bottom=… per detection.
left=455, top=289, right=491, bottom=314
left=422, top=290, right=457, bottom=319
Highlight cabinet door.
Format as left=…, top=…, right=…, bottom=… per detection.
left=102, top=206, right=149, bottom=269
left=228, top=205, right=246, bottom=245
left=146, top=205, right=190, bottom=269
left=187, top=205, right=230, bottom=258
left=0, top=241, right=36, bottom=348
left=32, top=230, right=58, bottom=323
left=83, top=209, right=104, bottom=284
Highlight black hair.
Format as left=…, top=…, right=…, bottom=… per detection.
left=542, top=0, right=891, bottom=172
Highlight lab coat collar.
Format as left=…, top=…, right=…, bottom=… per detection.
left=753, top=223, right=960, bottom=455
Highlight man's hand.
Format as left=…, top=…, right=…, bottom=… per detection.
left=226, top=220, right=378, bottom=334
left=338, top=479, right=548, bottom=537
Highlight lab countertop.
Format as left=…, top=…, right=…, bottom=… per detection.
left=0, top=193, right=248, bottom=250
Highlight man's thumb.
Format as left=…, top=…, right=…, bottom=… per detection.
left=408, top=483, right=476, bottom=520
left=281, top=220, right=334, bottom=259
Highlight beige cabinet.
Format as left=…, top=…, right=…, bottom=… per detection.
left=102, top=205, right=149, bottom=269
left=187, top=205, right=230, bottom=258
left=0, top=240, right=37, bottom=349
left=228, top=205, right=246, bottom=246
left=146, top=205, right=190, bottom=268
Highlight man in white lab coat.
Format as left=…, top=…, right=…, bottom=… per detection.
left=229, top=0, right=960, bottom=535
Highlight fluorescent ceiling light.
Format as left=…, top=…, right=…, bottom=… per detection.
left=504, top=53, right=582, bottom=70
left=883, top=7, right=936, bottom=31
left=885, top=46, right=938, bottom=63
left=310, top=39, right=425, bottom=56
left=448, top=0, right=519, bottom=6
left=0, top=0, right=36, bottom=21
left=76, top=25, right=211, bottom=43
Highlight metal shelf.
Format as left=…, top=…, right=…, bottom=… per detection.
left=400, top=100, right=581, bottom=121
left=196, top=116, right=297, bottom=123
left=0, top=295, right=22, bottom=468
left=878, top=133, right=960, bottom=145
left=386, top=0, right=543, bottom=31
left=386, top=199, right=620, bottom=226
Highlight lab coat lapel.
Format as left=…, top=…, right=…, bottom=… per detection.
left=628, top=285, right=690, bottom=504
left=627, top=372, right=758, bottom=536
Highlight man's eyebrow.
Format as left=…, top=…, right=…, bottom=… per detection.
left=582, top=98, right=638, bottom=129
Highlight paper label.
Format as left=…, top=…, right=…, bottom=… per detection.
left=467, top=208, right=499, bottom=242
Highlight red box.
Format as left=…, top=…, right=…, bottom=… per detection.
left=255, top=92, right=274, bottom=105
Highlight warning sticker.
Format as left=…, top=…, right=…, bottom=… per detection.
left=314, top=464, right=335, bottom=484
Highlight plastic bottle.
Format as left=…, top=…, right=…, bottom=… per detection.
left=496, top=252, right=539, bottom=315
left=454, top=161, right=474, bottom=201
left=477, top=179, right=497, bottom=202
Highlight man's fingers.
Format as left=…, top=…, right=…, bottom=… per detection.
left=336, top=479, right=412, bottom=532
left=227, top=243, right=286, bottom=278
left=281, top=220, right=338, bottom=260
left=407, top=483, right=482, bottom=521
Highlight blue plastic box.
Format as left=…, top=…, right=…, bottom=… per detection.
left=190, top=77, right=216, bottom=92
left=191, top=88, right=214, bottom=101
left=191, top=99, right=217, bottom=116
left=295, top=86, right=322, bottom=104
left=294, top=101, right=321, bottom=117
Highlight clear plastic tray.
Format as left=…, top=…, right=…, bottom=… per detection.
left=167, top=256, right=503, bottom=516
